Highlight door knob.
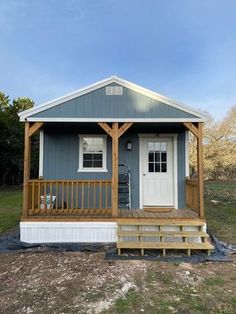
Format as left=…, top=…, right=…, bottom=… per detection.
left=143, top=173, right=146, bottom=176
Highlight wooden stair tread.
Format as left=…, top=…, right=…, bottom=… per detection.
left=117, top=231, right=209, bottom=237
left=117, top=242, right=214, bottom=250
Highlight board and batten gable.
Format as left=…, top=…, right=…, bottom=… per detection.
left=30, top=83, right=199, bottom=120
left=42, top=123, right=187, bottom=209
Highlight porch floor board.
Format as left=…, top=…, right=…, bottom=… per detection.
left=24, top=208, right=199, bottom=221
left=120, top=208, right=198, bottom=219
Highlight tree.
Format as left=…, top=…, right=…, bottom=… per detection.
left=0, top=93, right=36, bottom=185
left=189, top=106, right=236, bottom=181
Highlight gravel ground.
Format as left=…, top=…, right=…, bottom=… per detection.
left=0, top=251, right=236, bottom=314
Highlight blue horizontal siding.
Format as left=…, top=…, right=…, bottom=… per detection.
left=32, top=83, right=198, bottom=119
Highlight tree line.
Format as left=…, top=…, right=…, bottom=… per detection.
left=0, top=91, right=235, bottom=185
left=0, top=92, right=38, bottom=185
left=190, top=105, right=236, bottom=181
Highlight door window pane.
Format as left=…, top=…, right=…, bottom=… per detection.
left=148, top=141, right=168, bottom=173
left=155, top=152, right=160, bottom=162
left=149, top=152, right=154, bottom=162
left=161, top=163, right=167, bottom=172
left=155, top=163, right=160, bottom=172
left=161, top=152, right=167, bottom=162
left=149, top=163, right=154, bottom=172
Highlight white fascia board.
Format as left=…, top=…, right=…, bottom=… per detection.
left=25, top=117, right=205, bottom=123
left=19, top=75, right=206, bottom=121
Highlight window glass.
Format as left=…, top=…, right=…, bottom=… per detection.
left=148, top=141, right=167, bottom=173
left=80, top=137, right=105, bottom=169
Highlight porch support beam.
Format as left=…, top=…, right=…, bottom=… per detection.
left=23, top=122, right=30, bottom=217
left=183, top=122, right=199, bottom=138
left=98, top=122, right=133, bottom=217
left=112, top=122, right=119, bottom=216
left=196, top=123, right=204, bottom=218
left=23, top=121, right=44, bottom=218
left=183, top=122, right=204, bottom=218
left=98, top=122, right=113, bottom=138
left=118, top=122, right=134, bottom=138
left=29, top=121, right=44, bottom=137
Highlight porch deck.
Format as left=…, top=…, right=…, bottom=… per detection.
left=22, top=208, right=200, bottom=223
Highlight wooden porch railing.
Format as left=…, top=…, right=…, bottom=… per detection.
left=186, top=178, right=199, bottom=214
left=27, top=179, right=112, bottom=216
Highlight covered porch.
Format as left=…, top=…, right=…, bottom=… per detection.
left=23, top=121, right=204, bottom=221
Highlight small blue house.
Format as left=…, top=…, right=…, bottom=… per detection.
left=19, top=76, right=213, bottom=255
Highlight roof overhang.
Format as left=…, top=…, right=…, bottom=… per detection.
left=19, top=76, right=206, bottom=122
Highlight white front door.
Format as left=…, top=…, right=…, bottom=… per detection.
left=141, top=138, right=174, bottom=207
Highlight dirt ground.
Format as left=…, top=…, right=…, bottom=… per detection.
left=0, top=251, right=235, bottom=314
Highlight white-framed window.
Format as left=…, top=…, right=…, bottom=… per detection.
left=78, top=135, right=107, bottom=172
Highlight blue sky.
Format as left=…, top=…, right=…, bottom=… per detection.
left=0, top=0, right=235, bottom=120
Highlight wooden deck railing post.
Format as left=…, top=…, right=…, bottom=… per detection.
left=22, top=121, right=44, bottom=217
left=183, top=122, right=205, bottom=218
left=112, top=122, right=119, bottom=216
left=23, top=122, right=30, bottom=217
left=197, top=123, right=204, bottom=218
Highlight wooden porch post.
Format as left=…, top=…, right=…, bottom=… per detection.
left=23, top=122, right=30, bottom=217
left=183, top=122, right=205, bottom=218
left=112, top=122, right=119, bottom=216
left=197, top=123, right=204, bottom=218
left=22, top=121, right=44, bottom=218
left=98, top=122, right=133, bottom=217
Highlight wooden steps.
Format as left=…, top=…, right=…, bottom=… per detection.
left=117, top=231, right=209, bottom=237
left=117, top=222, right=214, bottom=256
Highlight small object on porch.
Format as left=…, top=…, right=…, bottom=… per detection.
left=118, top=164, right=131, bottom=209
left=40, top=194, right=56, bottom=210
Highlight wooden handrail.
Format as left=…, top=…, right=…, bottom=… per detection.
left=28, top=179, right=111, bottom=183
left=27, top=179, right=112, bottom=217
left=186, top=179, right=198, bottom=186
left=186, top=178, right=199, bottom=214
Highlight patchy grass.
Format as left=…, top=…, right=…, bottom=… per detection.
left=205, top=181, right=236, bottom=243
left=105, top=260, right=236, bottom=314
left=205, top=277, right=225, bottom=286
left=0, top=186, right=22, bottom=234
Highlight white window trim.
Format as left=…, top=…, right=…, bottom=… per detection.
left=78, top=134, right=107, bottom=172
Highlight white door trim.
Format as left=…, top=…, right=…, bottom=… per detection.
left=139, top=134, right=178, bottom=209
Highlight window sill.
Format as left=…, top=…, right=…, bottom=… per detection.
left=77, top=169, right=108, bottom=173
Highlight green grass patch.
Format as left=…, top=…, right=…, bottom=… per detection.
left=0, top=186, right=22, bottom=234
left=111, top=290, right=141, bottom=313
left=205, top=181, right=236, bottom=243
left=205, top=277, right=225, bottom=286
left=146, top=270, right=173, bottom=285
